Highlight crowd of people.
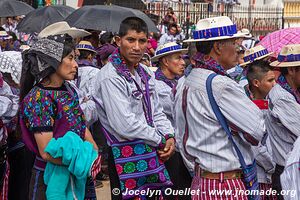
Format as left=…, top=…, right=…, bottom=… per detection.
left=0, top=10, right=299, bottom=200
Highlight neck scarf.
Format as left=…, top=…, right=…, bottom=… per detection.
left=155, top=67, right=178, bottom=88
left=192, top=52, right=230, bottom=77
left=108, top=48, right=151, bottom=83
left=277, top=74, right=300, bottom=104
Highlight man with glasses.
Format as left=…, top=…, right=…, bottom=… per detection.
left=174, top=16, right=264, bottom=199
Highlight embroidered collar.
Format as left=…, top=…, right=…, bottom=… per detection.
left=108, top=48, right=151, bottom=83
left=192, top=52, right=230, bottom=77
left=155, top=67, right=178, bottom=88
left=277, top=74, right=300, bottom=104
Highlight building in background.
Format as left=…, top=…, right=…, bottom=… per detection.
left=283, top=0, right=300, bottom=28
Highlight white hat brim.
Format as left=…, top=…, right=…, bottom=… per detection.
left=240, top=52, right=273, bottom=67
left=151, top=49, right=188, bottom=62
left=183, top=32, right=246, bottom=43
left=270, top=60, right=300, bottom=67
left=39, top=28, right=91, bottom=39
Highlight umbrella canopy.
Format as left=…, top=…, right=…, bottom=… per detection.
left=258, top=27, right=300, bottom=58
left=65, top=5, right=158, bottom=33
left=16, top=5, right=75, bottom=34
left=0, top=0, right=34, bottom=17
left=83, top=0, right=147, bottom=10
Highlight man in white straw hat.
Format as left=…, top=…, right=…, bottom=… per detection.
left=267, top=44, right=300, bottom=200
left=152, top=42, right=192, bottom=199
left=174, top=16, right=265, bottom=199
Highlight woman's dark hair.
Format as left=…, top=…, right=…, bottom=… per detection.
left=19, top=35, right=75, bottom=101
left=78, top=49, right=94, bottom=60
left=195, top=41, right=215, bottom=55
left=100, top=32, right=114, bottom=45
left=119, top=17, right=148, bottom=38
left=168, top=23, right=177, bottom=31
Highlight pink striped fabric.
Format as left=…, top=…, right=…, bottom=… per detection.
left=191, top=175, right=248, bottom=200
left=0, top=161, right=9, bottom=200
left=259, top=183, right=277, bottom=200
left=91, top=154, right=102, bottom=180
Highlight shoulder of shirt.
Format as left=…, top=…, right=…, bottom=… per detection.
left=268, top=84, right=295, bottom=104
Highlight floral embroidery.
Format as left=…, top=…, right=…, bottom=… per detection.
left=121, top=146, right=133, bottom=157
left=20, top=83, right=86, bottom=138
left=147, top=174, right=158, bottom=183
left=125, top=179, right=137, bottom=190
left=134, top=144, right=146, bottom=155
left=159, top=172, right=166, bottom=182
left=115, top=164, right=123, bottom=175
left=148, top=158, right=157, bottom=169
left=124, top=162, right=136, bottom=173
left=136, top=160, right=148, bottom=172
left=112, top=147, right=121, bottom=158
left=137, top=177, right=147, bottom=187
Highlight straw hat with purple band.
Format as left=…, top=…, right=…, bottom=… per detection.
left=270, top=44, right=300, bottom=67
left=240, top=45, right=273, bottom=67
left=184, top=16, right=248, bottom=43
left=76, top=41, right=97, bottom=53
left=38, top=21, right=91, bottom=39
left=151, top=42, right=188, bottom=62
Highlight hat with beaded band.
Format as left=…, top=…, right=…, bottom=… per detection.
left=184, top=16, right=248, bottom=43
left=151, top=42, right=188, bottom=62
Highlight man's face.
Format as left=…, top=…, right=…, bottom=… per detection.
left=116, top=30, right=148, bottom=66
left=256, top=70, right=276, bottom=98
left=163, top=52, right=186, bottom=76
left=291, top=67, right=300, bottom=88
left=217, top=39, right=239, bottom=70
left=169, top=27, right=177, bottom=36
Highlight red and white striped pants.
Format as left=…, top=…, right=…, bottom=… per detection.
left=191, top=174, right=248, bottom=200
left=259, top=183, right=277, bottom=200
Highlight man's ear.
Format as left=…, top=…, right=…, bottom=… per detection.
left=115, top=36, right=121, bottom=47
left=252, top=79, right=260, bottom=88
left=213, top=42, right=222, bottom=55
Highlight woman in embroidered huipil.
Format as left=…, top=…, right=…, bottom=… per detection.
left=152, top=42, right=193, bottom=200
left=19, top=34, right=98, bottom=200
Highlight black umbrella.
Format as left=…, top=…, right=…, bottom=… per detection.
left=83, top=0, right=147, bottom=10
left=65, top=5, right=158, bottom=33
left=16, top=5, right=75, bottom=34
left=0, top=0, right=34, bottom=17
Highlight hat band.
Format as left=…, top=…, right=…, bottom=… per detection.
left=76, top=44, right=95, bottom=52
left=192, top=24, right=237, bottom=40
left=243, top=49, right=269, bottom=63
left=156, top=44, right=182, bottom=56
left=278, top=54, right=300, bottom=62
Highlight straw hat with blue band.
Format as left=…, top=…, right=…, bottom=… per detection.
left=76, top=41, right=97, bottom=53
left=0, top=31, right=11, bottom=40
left=184, top=16, right=249, bottom=43
left=240, top=45, right=273, bottom=67
left=151, top=42, right=188, bottom=62
left=270, top=44, right=300, bottom=67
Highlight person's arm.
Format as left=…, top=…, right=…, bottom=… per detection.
left=34, top=132, right=62, bottom=165
left=217, top=78, right=265, bottom=144
left=272, top=96, right=300, bottom=137
left=84, top=128, right=98, bottom=151
left=95, top=77, right=164, bottom=147
left=0, top=81, right=18, bottom=119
